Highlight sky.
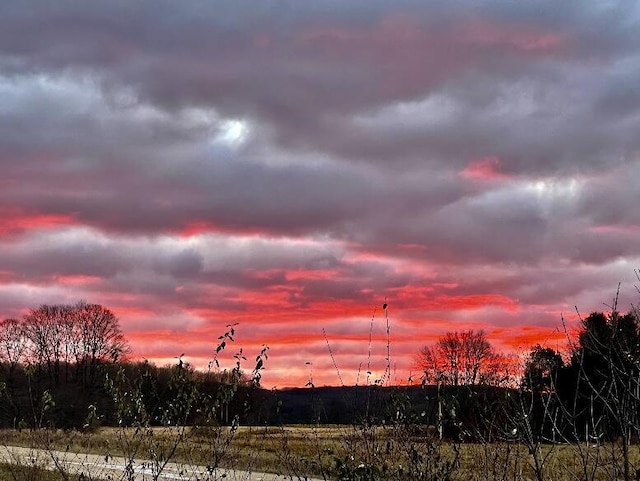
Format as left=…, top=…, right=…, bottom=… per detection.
left=1, top=1, right=640, bottom=388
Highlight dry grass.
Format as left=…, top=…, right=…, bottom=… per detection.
left=0, top=427, right=639, bottom=480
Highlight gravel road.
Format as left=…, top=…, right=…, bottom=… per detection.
left=0, top=445, right=325, bottom=481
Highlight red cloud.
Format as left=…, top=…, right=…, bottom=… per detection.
left=55, top=275, right=103, bottom=285
left=0, top=208, right=76, bottom=235
left=461, top=157, right=509, bottom=181
left=492, top=325, right=566, bottom=351
left=119, top=283, right=551, bottom=388
left=176, top=221, right=272, bottom=238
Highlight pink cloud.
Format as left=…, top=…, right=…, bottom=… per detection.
left=0, top=209, right=76, bottom=235
left=590, top=224, right=640, bottom=235
left=461, top=156, right=509, bottom=181
left=460, top=18, right=566, bottom=53
left=298, top=14, right=567, bottom=99
left=55, top=274, right=103, bottom=286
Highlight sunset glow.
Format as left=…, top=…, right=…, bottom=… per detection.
left=1, top=2, right=639, bottom=388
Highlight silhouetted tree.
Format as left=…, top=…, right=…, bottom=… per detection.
left=522, top=344, right=564, bottom=393
left=0, top=318, right=28, bottom=376
left=73, top=302, right=128, bottom=387
left=23, top=304, right=74, bottom=384
left=417, top=330, right=506, bottom=386
left=561, top=309, right=640, bottom=481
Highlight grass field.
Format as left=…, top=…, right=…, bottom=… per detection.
left=0, top=426, right=639, bottom=480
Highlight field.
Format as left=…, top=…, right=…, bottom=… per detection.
left=0, top=426, right=639, bottom=481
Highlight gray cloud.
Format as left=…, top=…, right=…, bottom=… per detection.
left=1, top=0, right=639, bottom=385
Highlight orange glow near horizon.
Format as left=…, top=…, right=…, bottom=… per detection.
left=118, top=289, right=580, bottom=388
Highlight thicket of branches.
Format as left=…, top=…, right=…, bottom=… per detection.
left=414, top=307, right=640, bottom=441
left=410, top=302, right=640, bottom=481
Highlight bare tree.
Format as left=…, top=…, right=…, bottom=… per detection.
left=23, top=304, right=74, bottom=384
left=417, top=330, right=505, bottom=386
left=0, top=318, right=28, bottom=376
left=73, top=302, right=128, bottom=386
left=22, top=302, right=128, bottom=387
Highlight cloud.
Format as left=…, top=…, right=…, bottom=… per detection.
left=1, top=1, right=639, bottom=387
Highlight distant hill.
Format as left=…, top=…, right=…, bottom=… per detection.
left=262, top=385, right=440, bottom=425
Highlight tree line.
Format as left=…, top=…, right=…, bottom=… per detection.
left=0, top=303, right=269, bottom=429
left=2, top=299, right=640, bottom=454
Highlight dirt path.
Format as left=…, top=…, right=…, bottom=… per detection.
left=0, top=445, right=325, bottom=481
